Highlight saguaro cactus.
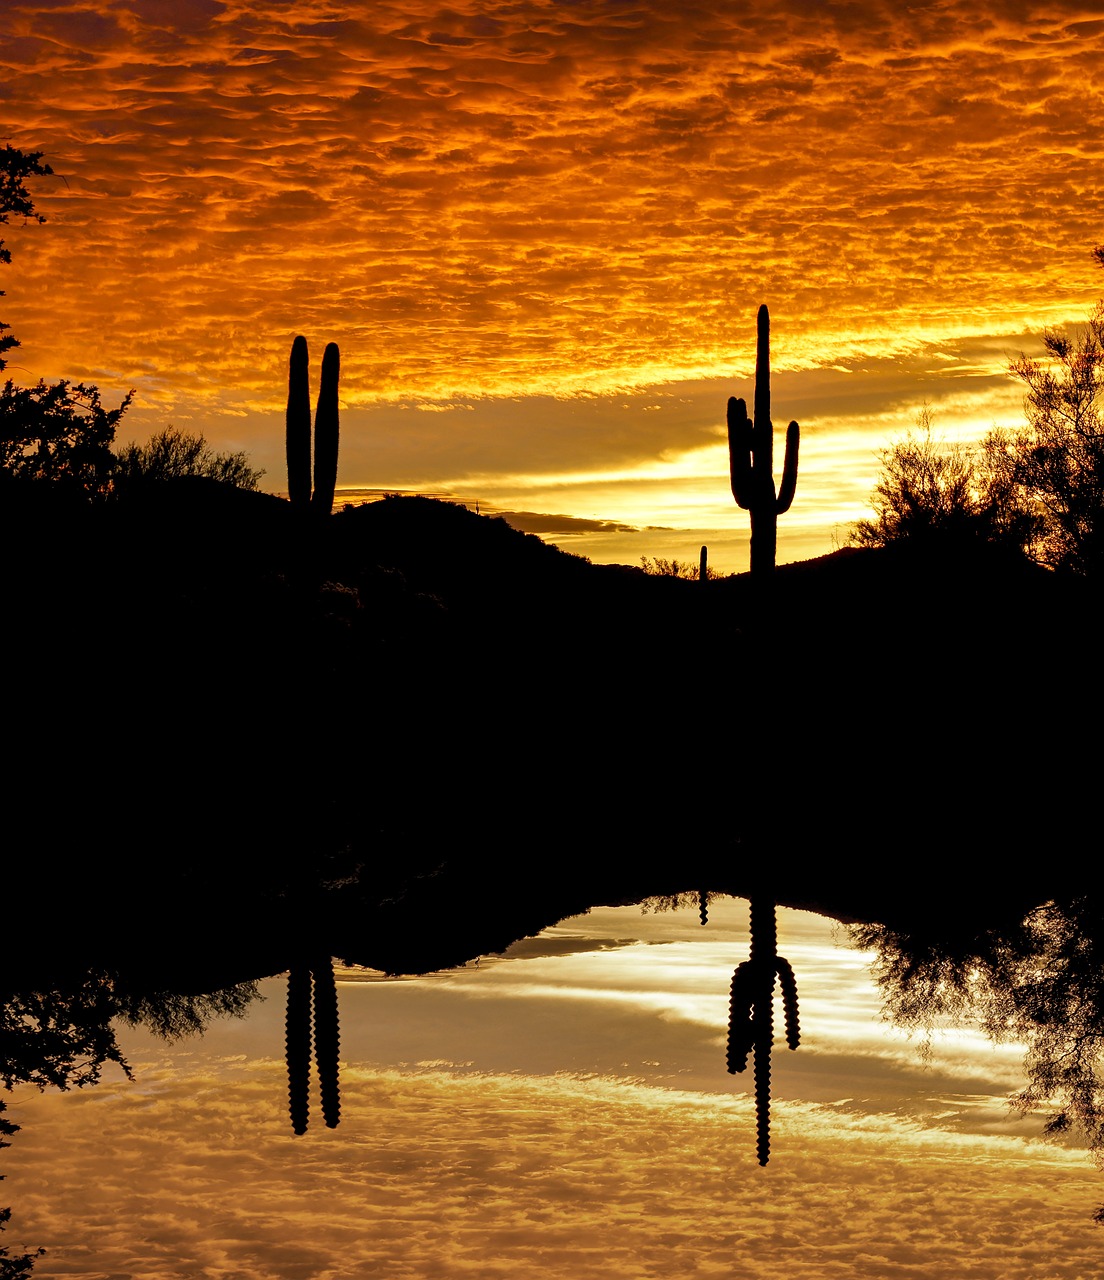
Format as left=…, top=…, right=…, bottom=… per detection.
left=311, top=957, right=342, bottom=1130
left=727, top=306, right=799, bottom=575
left=286, top=336, right=312, bottom=508
left=286, top=958, right=342, bottom=1134
left=285, top=963, right=313, bottom=1136
left=285, top=336, right=341, bottom=516
left=727, top=897, right=800, bottom=1166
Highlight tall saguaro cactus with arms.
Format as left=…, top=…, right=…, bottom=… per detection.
left=724, top=308, right=803, bottom=1162
left=727, top=897, right=800, bottom=1165
left=727, top=305, right=799, bottom=575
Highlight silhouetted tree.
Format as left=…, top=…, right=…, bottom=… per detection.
left=856, top=251, right=1104, bottom=573
left=112, top=426, right=262, bottom=492
left=0, top=144, right=133, bottom=498
left=0, top=1102, right=42, bottom=1279
left=851, top=406, right=1038, bottom=555
left=0, top=144, right=52, bottom=373
left=0, top=378, right=131, bottom=497
left=855, top=897, right=1104, bottom=1169
left=0, top=979, right=132, bottom=1092
left=0, top=978, right=259, bottom=1091
left=1002, top=296, right=1104, bottom=574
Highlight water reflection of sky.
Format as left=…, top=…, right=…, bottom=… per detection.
left=6, top=901, right=1101, bottom=1277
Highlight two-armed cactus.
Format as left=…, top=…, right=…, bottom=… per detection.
left=286, top=958, right=341, bottom=1134
left=727, top=897, right=800, bottom=1166
left=287, top=335, right=340, bottom=516
left=728, top=306, right=799, bottom=574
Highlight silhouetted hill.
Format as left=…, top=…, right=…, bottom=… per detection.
left=2, top=488, right=1096, bottom=986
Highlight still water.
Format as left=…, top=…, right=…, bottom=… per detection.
left=5, top=900, right=1100, bottom=1278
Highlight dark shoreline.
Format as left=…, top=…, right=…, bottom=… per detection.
left=3, top=485, right=1093, bottom=990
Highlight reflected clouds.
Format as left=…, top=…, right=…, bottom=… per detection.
left=10, top=1070, right=1102, bottom=1277
left=6, top=903, right=1101, bottom=1278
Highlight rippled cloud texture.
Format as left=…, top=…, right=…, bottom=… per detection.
left=10, top=1067, right=1101, bottom=1279
left=5, top=905, right=1101, bottom=1278
left=4, top=2, right=1104, bottom=564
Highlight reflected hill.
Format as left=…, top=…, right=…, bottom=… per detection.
left=2, top=486, right=1095, bottom=990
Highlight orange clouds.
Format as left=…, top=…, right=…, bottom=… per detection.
left=8, top=1063, right=1100, bottom=1278
left=3, top=2, right=1103, bottom=567
left=4, top=1, right=1102, bottom=404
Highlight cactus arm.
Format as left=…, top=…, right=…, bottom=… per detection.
left=753, top=304, right=771, bottom=435
left=775, top=420, right=800, bottom=515
left=286, top=335, right=312, bottom=509
left=753, top=303, right=773, bottom=485
left=286, top=964, right=312, bottom=1135
left=775, top=957, right=801, bottom=1050
left=726, top=963, right=756, bottom=1074
left=728, top=396, right=753, bottom=509
left=312, top=958, right=342, bottom=1130
left=310, top=342, right=340, bottom=516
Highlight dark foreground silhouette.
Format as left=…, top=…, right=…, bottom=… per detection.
left=3, top=484, right=1092, bottom=988
left=2, top=483, right=1100, bottom=1212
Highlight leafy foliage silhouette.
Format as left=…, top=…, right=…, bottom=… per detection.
left=855, top=898, right=1104, bottom=1168
left=0, top=1102, right=42, bottom=1279
left=855, top=250, right=1104, bottom=573
left=113, top=426, right=263, bottom=492
left=0, top=379, right=132, bottom=497
left=850, top=405, right=1038, bottom=555
left=639, top=555, right=723, bottom=580
left=0, top=144, right=134, bottom=498
left=0, top=144, right=52, bottom=373
left=1002, top=297, right=1104, bottom=573
left=0, top=979, right=258, bottom=1092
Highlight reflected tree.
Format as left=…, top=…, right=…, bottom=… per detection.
left=0, top=975, right=259, bottom=1091
left=0, top=1102, right=42, bottom=1278
left=0, top=977, right=132, bottom=1092
left=855, top=897, right=1104, bottom=1209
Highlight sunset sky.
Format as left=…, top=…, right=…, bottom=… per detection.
left=4, top=1, right=1104, bottom=569
left=5, top=902, right=1101, bottom=1276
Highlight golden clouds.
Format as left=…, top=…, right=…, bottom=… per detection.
left=3, top=1, right=1103, bottom=568
left=8, top=1063, right=1100, bottom=1278
left=4, top=0, right=1103, bottom=408
left=4, top=905, right=1102, bottom=1274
